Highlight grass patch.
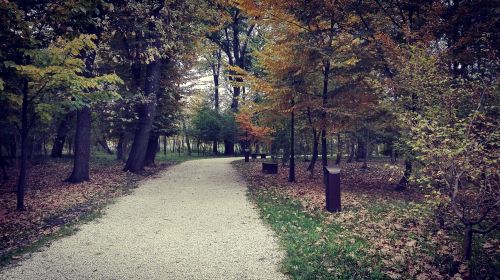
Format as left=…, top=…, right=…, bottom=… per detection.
left=248, top=187, right=385, bottom=280
left=156, top=152, right=233, bottom=164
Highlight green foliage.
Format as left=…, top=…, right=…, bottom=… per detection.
left=2, top=35, right=122, bottom=128
left=191, top=106, right=222, bottom=142
left=218, top=111, right=238, bottom=143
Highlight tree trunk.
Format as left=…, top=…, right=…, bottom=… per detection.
left=212, top=141, right=218, bottom=155
left=6, top=135, right=16, bottom=158
left=124, top=102, right=157, bottom=172
left=464, top=224, right=473, bottom=260
left=396, top=158, right=412, bottom=191
left=98, top=139, right=113, bottom=155
left=67, top=39, right=98, bottom=182
left=143, top=133, right=159, bottom=167
left=362, top=133, right=369, bottom=169
left=335, top=133, right=342, bottom=165
left=347, top=140, right=355, bottom=163
left=224, top=140, right=234, bottom=155
left=51, top=113, right=71, bottom=158
left=289, top=103, right=295, bottom=182
left=116, top=134, right=125, bottom=161
left=321, top=60, right=330, bottom=179
left=306, top=107, right=319, bottom=175
left=123, top=19, right=162, bottom=173
left=16, top=79, right=29, bottom=211
left=67, top=106, right=91, bottom=182
left=163, top=136, right=167, bottom=156
left=391, top=146, right=396, bottom=164
left=182, top=120, right=191, bottom=156
left=356, top=137, right=366, bottom=162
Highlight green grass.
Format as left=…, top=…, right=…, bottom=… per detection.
left=155, top=152, right=233, bottom=164
left=248, top=187, right=386, bottom=280
left=91, top=150, right=228, bottom=165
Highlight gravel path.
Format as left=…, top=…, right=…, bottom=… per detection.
left=0, top=158, right=286, bottom=280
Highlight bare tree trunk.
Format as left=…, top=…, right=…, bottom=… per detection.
left=289, top=101, right=295, bottom=182
left=123, top=17, right=162, bottom=173
left=182, top=120, right=191, bottom=156
left=464, top=224, right=473, bottom=260
left=306, top=107, right=319, bottom=176
left=51, top=113, right=71, bottom=158
left=16, top=79, right=29, bottom=211
left=335, top=133, right=342, bottom=164
left=116, top=134, right=125, bottom=161
left=391, top=145, right=397, bottom=164
left=98, top=139, right=113, bottom=155
left=123, top=82, right=158, bottom=172
left=163, top=135, right=167, bottom=156
left=143, top=133, right=159, bottom=167
left=347, top=139, right=355, bottom=163
left=321, top=60, right=330, bottom=179
left=362, top=133, right=369, bottom=169
left=396, top=158, right=412, bottom=191
left=67, top=107, right=91, bottom=182
left=67, top=44, right=97, bottom=183
left=224, top=140, right=234, bottom=155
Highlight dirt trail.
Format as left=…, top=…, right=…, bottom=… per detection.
left=0, top=158, right=286, bottom=280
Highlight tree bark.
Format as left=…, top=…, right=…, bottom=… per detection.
left=224, top=140, right=234, bottom=155
left=347, top=139, right=355, bottom=163
left=16, top=79, right=29, bottom=211
left=51, top=113, right=71, bottom=158
left=289, top=102, right=295, bottom=182
left=180, top=119, right=191, bottom=156
left=98, top=139, right=113, bottom=155
left=396, top=158, right=412, bottom=191
left=391, top=145, right=396, bottom=164
left=306, top=107, right=319, bottom=175
left=116, top=134, right=125, bottom=161
left=321, top=60, right=330, bottom=178
left=163, top=135, right=167, bottom=156
left=356, top=137, right=366, bottom=162
left=361, top=133, right=369, bottom=169
left=335, top=133, right=342, bottom=164
left=67, top=106, right=91, bottom=182
left=464, top=224, right=473, bottom=260
left=123, top=95, right=157, bottom=172
left=67, top=39, right=98, bottom=183
left=143, top=133, right=159, bottom=167
left=123, top=15, right=162, bottom=172
left=212, top=141, right=218, bottom=155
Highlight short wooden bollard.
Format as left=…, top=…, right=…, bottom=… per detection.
left=260, top=154, right=267, bottom=159
left=262, top=162, right=278, bottom=174
left=244, top=151, right=250, bottom=162
left=324, top=167, right=341, bottom=212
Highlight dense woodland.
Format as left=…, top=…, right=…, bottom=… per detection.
left=0, top=0, right=498, bottom=278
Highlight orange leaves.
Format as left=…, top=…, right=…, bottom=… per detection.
left=235, top=109, right=274, bottom=144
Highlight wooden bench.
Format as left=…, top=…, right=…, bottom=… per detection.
left=251, top=153, right=258, bottom=159
left=262, top=162, right=278, bottom=174
left=260, top=153, right=267, bottom=159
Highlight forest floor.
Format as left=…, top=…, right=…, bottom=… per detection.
left=234, top=158, right=499, bottom=280
left=0, top=157, right=286, bottom=279
left=0, top=152, right=201, bottom=267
